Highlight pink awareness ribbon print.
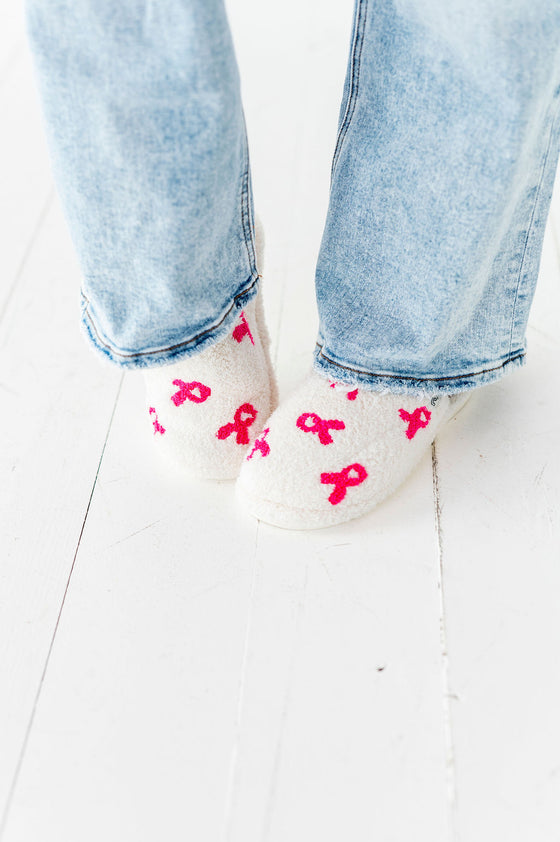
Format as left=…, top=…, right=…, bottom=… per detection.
left=247, top=427, right=270, bottom=460
left=320, top=463, right=368, bottom=505
left=398, top=406, right=431, bottom=440
left=296, top=412, right=345, bottom=445
left=328, top=381, right=359, bottom=400
left=171, top=380, right=211, bottom=406
left=149, top=406, right=166, bottom=435
left=232, top=311, right=254, bottom=345
left=217, top=403, right=258, bottom=445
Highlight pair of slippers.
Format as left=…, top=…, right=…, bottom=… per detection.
left=144, top=235, right=469, bottom=530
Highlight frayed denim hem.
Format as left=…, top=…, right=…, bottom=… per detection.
left=312, top=342, right=527, bottom=396
left=80, top=275, right=260, bottom=370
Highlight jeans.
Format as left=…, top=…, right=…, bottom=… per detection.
left=26, top=0, right=560, bottom=394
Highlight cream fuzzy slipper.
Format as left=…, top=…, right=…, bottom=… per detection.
left=236, top=372, right=469, bottom=528
left=143, top=221, right=277, bottom=479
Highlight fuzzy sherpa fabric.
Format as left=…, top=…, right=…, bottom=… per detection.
left=236, top=372, right=470, bottom=528
left=144, top=294, right=277, bottom=479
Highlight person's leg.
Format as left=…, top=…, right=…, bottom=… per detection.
left=314, top=0, right=560, bottom=393
left=237, top=0, right=560, bottom=528
left=26, top=0, right=276, bottom=477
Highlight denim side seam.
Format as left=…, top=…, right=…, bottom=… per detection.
left=240, top=110, right=257, bottom=276
left=80, top=274, right=260, bottom=369
left=330, top=0, right=369, bottom=180
left=508, top=84, right=560, bottom=357
left=313, top=342, right=526, bottom=395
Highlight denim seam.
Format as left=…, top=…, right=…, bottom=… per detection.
left=508, top=86, right=560, bottom=356
left=315, top=342, right=525, bottom=383
left=80, top=274, right=259, bottom=359
left=240, top=112, right=257, bottom=276
left=331, top=0, right=368, bottom=179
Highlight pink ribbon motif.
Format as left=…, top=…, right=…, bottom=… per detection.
left=320, top=463, right=368, bottom=505
left=398, top=406, right=431, bottom=440
left=232, top=311, right=254, bottom=345
left=296, top=412, right=345, bottom=445
left=149, top=407, right=166, bottom=435
left=217, top=403, right=258, bottom=445
left=247, top=427, right=270, bottom=460
left=329, top=381, right=359, bottom=400
left=171, top=380, right=211, bottom=406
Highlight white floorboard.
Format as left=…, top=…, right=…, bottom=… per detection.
left=1, top=1, right=560, bottom=840
left=434, top=339, right=560, bottom=842
left=435, top=213, right=560, bottom=842
left=0, top=198, right=121, bottom=828
left=224, top=499, right=452, bottom=842
left=0, top=44, right=53, bottom=321
left=2, top=373, right=262, bottom=842
left=0, top=3, right=25, bottom=85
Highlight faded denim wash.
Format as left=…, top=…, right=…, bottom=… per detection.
left=314, top=0, right=560, bottom=393
left=27, top=0, right=560, bottom=394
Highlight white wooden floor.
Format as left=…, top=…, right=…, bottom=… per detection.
left=2, top=2, right=560, bottom=840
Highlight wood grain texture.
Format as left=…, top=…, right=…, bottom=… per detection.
left=0, top=196, right=122, bottom=829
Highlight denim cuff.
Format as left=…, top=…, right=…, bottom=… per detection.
left=80, top=276, right=260, bottom=370
left=313, top=342, right=526, bottom=396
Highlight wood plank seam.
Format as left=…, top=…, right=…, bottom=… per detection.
left=0, top=373, right=124, bottom=841
left=221, top=524, right=262, bottom=842
left=0, top=186, right=54, bottom=331
left=431, top=441, right=461, bottom=842
left=260, top=560, right=309, bottom=842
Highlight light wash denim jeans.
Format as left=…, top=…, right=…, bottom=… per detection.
left=27, top=0, right=560, bottom=394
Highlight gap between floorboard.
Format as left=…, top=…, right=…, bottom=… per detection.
left=432, top=440, right=460, bottom=842
left=0, top=187, right=54, bottom=331
left=0, top=373, right=124, bottom=842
